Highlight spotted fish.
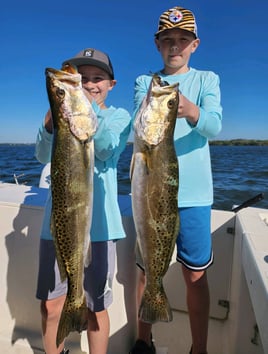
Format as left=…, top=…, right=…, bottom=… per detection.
left=45, top=64, right=98, bottom=346
left=130, top=74, right=180, bottom=323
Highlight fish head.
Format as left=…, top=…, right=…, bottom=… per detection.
left=150, top=74, right=179, bottom=122
left=45, top=64, right=98, bottom=142
left=134, top=74, right=179, bottom=146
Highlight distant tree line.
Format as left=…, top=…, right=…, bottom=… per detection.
left=1, top=139, right=268, bottom=147
left=209, top=139, right=268, bottom=146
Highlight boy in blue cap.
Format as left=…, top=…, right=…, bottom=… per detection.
left=35, top=48, right=131, bottom=354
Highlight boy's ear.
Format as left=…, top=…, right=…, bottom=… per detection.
left=191, top=38, right=200, bottom=53
left=154, top=38, right=160, bottom=51
left=108, top=79, right=117, bottom=91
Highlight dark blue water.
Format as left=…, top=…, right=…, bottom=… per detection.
left=0, top=144, right=267, bottom=211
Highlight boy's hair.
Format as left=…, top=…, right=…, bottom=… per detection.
left=155, top=6, right=198, bottom=39
left=62, top=48, right=114, bottom=79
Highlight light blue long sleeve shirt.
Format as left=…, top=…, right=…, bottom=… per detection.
left=133, top=68, right=223, bottom=207
left=35, top=104, right=131, bottom=242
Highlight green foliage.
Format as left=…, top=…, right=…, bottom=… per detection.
left=209, top=139, right=268, bottom=146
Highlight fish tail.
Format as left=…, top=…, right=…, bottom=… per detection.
left=139, top=287, right=173, bottom=324
left=56, top=296, right=88, bottom=347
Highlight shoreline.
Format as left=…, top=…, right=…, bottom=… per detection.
left=0, top=139, right=268, bottom=146
left=209, top=139, right=268, bottom=146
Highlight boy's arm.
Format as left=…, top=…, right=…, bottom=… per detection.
left=177, top=93, right=200, bottom=126
left=35, top=110, right=53, bottom=164
left=187, top=72, right=222, bottom=139
left=133, top=75, right=151, bottom=120
left=94, top=108, right=131, bottom=161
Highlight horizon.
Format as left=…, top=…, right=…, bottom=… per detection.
left=1, top=138, right=268, bottom=145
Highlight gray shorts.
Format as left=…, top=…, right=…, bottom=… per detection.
left=36, top=239, right=116, bottom=312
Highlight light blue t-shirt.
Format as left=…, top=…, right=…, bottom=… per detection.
left=133, top=68, right=223, bottom=207
left=35, top=103, right=131, bottom=242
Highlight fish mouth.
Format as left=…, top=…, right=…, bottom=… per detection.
left=61, top=63, right=78, bottom=74
left=151, top=76, right=179, bottom=94
left=45, top=64, right=81, bottom=84
left=46, top=63, right=77, bottom=74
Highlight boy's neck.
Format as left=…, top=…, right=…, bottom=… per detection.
left=99, top=103, right=107, bottom=109
left=161, top=66, right=190, bottom=76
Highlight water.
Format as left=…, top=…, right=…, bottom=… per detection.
left=0, top=144, right=43, bottom=187
left=0, top=144, right=267, bottom=211
left=210, top=145, right=268, bottom=210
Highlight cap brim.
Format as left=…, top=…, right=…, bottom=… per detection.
left=154, top=28, right=197, bottom=38
left=62, top=57, right=114, bottom=79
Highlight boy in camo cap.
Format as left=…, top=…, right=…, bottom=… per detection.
left=130, top=6, right=222, bottom=354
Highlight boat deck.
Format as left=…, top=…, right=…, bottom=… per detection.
left=0, top=182, right=267, bottom=354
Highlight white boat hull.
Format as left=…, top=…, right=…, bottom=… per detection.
left=0, top=182, right=267, bottom=353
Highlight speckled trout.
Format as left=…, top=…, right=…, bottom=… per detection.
left=130, top=74, right=180, bottom=323
left=46, top=64, right=98, bottom=346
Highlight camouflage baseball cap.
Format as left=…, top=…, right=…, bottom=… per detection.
left=62, top=48, right=114, bottom=79
left=155, top=6, right=198, bottom=38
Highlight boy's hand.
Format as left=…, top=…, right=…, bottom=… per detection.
left=178, top=92, right=200, bottom=126
left=44, top=110, right=53, bottom=134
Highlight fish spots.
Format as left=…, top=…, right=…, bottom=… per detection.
left=132, top=74, right=180, bottom=323
left=46, top=65, right=96, bottom=345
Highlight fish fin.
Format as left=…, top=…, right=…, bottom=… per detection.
left=129, top=154, right=135, bottom=181
left=84, top=238, right=91, bottom=268
left=139, top=287, right=173, bottom=324
left=56, top=295, right=88, bottom=346
left=130, top=152, right=149, bottom=181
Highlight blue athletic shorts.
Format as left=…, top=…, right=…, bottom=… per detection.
left=136, top=206, right=213, bottom=272
left=36, top=239, right=116, bottom=312
left=176, top=206, right=213, bottom=270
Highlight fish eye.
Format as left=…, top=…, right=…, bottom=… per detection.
left=167, top=99, right=175, bottom=109
left=160, top=80, right=169, bottom=87
left=56, top=88, right=65, bottom=99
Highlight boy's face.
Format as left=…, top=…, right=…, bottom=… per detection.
left=155, top=28, right=200, bottom=74
left=78, top=65, right=116, bottom=109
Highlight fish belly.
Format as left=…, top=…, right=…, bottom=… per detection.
left=131, top=140, right=179, bottom=324
left=51, top=124, right=94, bottom=345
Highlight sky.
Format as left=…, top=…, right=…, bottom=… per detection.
left=1, top=0, right=268, bottom=143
